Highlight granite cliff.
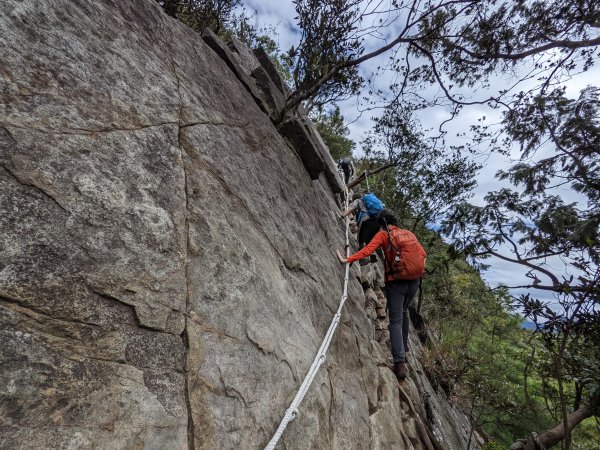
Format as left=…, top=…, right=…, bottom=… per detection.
left=0, top=1, right=480, bottom=448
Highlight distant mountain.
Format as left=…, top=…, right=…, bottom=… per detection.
left=521, top=320, right=537, bottom=331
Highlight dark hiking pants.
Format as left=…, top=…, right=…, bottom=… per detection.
left=358, top=218, right=380, bottom=248
left=385, top=279, right=419, bottom=363
left=342, top=167, right=351, bottom=184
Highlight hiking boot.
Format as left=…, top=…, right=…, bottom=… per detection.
left=394, top=362, right=407, bottom=381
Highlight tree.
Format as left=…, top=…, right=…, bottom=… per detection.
left=415, top=236, right=552, bottom=449
left=313, top=106, right=355, bottom=161
left=280, top=0, right=364, bottom=115
left=280, top=0, right=600, bottom=122
left=362, top=101, right=479, bottom=226
left=445, top=86, right=599, bottom=301
left=156, top=0, right=242, bottom=34
left=443, top=87, right=600, bottom=449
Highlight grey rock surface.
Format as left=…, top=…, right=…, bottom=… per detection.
left=203, top=29, right=343, bottom=194
left=0, top=1, right=479, bottom=449
left=277, top=116, right=326, bottom=180
left=253, top=47, right=289, bottom=95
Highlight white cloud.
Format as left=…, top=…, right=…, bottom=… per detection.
left=242, top=0, right=298, bottom=50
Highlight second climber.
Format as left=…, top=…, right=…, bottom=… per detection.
left=338, top=192, right=384, bottom=263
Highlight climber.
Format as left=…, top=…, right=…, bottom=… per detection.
left=335, top=210, right=426, bottom=381
left=338, top=192, right=383, bottom=262
left=337, top=157, right=355, bottom=185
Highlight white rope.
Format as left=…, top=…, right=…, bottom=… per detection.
left=264, top=189, right=352, bottom=450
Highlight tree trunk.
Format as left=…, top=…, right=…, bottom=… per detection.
left=398, top=385, right=444, bottom=450
left=511, top=406, right=592, bottom=450
left=346, top=163, right=395, bottom=190
left=573, top=382, right=582, bottom=411
left=554, top=336, right=570, bottom=450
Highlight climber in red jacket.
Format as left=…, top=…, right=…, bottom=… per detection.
left=336, top=210, right=426, bottom=381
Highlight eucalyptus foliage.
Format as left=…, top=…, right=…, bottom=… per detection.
left=443, top=87, right=599, bottom=450
left=362, top=102, right=479, bottom=225
left=156, top=0, right=242, bottom=34
left=285, top=0, right=599, bottom=118
left=313, top=107, right=355, bottom=161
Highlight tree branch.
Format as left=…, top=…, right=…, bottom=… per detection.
left=279, top=0, right=480, bottom=121
left=410, top=42, right=508, bottom=107
left=496, top=216, right=523, bottom=260
left=501, top=284, right=588, bottom=293
left=511, top=405, right=593, bottom=450
left=458, top=36, right=600, bottom=61
left=520, top=251, right=567, bottom=262
left=346, top=162, right=395, bottom=190
left=478, top=248, right=562, bottom=286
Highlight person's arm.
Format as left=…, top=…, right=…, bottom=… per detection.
left=336, top=231, right=386, bottom=264
left=337, top=200, right=358, bottom=219
left=339, top=207, right=355, bottom=218
left=336, top=249, right=349, bottom=264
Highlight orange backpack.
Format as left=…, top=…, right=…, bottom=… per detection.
left=384, top=227, right=427, bottom=280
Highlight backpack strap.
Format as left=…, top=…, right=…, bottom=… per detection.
left=355, top=198, right=365, bottom=224
left=384, top=225, right=401, bottom=278
left=385, top=226, right=393, bottom=277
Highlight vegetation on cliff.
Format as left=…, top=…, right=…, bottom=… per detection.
left=358, top=155, right=599, bottom=449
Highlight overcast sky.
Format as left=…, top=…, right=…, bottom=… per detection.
left=241, top=0, right=599, bottom=307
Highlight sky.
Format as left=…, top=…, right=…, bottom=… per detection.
left=241, top=0, right=599, bottom=308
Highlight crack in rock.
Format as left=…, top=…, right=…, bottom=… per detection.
left=0, top=120, right=180, bottom=136
left=2, top=164, right=69, bottom=213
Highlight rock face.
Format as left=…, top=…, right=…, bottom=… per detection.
left=0, top=1, right=479, bottom=449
